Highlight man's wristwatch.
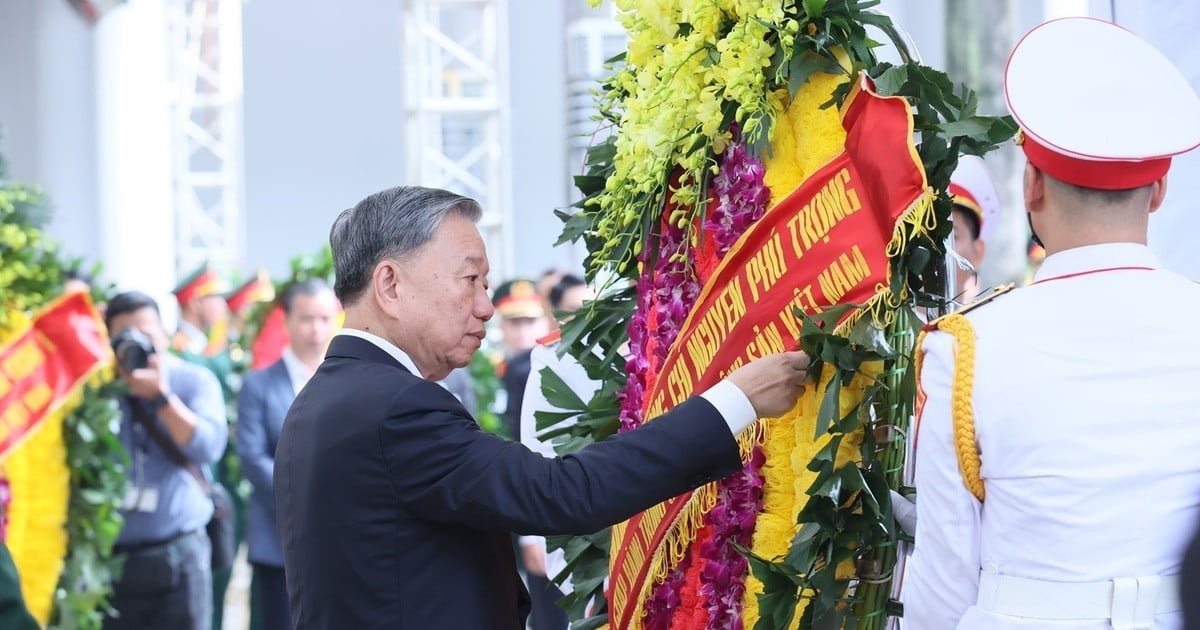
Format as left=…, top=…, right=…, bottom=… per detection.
left=148, top=392, right=172, bottom=411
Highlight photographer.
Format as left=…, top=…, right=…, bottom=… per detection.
left=103, top=291, right=228, bottom=630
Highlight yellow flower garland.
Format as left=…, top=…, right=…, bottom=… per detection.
left=740, top=68, right=851, bottom=628
left=1, top=307, right=76, bottom=626
left=589, top=1, right=806, bottom=269
left=4, top=409, right=71, bottom=626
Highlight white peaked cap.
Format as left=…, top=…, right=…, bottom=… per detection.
left=949, top=155, right=1001, bottom=242
left=1005, top=17, right=1200, bottom=189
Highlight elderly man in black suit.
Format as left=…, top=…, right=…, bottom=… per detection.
left=274, top=186, right=812, bottom=629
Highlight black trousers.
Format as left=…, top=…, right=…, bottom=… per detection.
left=252, top=563, right=292, bottom=630
left=104, top=530, right=211, bottom=630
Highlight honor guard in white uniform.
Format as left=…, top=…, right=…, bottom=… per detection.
left=949, top=155, right=1003, bottom=304
left=902, top=17, right=1200, bottom=630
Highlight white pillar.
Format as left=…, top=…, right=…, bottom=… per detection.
left=34, top=0, right=100, bottom=264
left=94, top=0, right=179, bottom=322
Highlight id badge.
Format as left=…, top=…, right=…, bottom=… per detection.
left=122, top=486, right=160, bottom=512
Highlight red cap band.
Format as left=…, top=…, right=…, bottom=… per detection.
left=1021, top=132, right=1171, bottom=190
left=948, top=183, right=984, bottom=231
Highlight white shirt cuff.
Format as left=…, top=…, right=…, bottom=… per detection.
left=699, top=380, right=758, bottom=437
left=518, top=535, right=544, bottom=547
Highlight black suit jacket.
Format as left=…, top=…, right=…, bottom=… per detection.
left=275, top=335, right=741, bottom=629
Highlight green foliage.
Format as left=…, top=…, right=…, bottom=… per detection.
left=1, top=140, right=128, bottom=630
left=241, top=244, right=336, bottom=345
left=50, top=380, right=127, bottom=630
left=545, top=4, right=1016, bottom=627
left=870, top=61, right=1018, bottom=308
left=747, top=306, right=913, bottom=630
left=534, top=286, right=634, bottom=629
left=468, top=350, right=507, bottom=437
left=546, top=529, right=612, bottom=629
left=746, top=59, right=1013, bottom=630
left=0, top=169, right=64, bottom=328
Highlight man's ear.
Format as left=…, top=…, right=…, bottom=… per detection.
left=1024, top=162, right=1045, bottom=214
left=1148, top=175, right=1168, bottom=213
left=372, top=260, right=404, bottom=315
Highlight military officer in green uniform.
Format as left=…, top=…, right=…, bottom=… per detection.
left=170, top=264, right=244, bottom=630
left=0, top=541, right=38, bottom=630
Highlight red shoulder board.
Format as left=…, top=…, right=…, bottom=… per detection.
left=536, top=330, right=561, bottom=346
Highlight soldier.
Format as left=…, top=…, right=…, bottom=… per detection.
left=226, top=269, right=276, bottom=350
left=0, top=541, right=37, bottom=630
left=903, top=18, right=1200, bottom=628
left=171, top=265, right=245, bottom=630
left=948, top=154, right=1002, bottom=303
left=492, top=278, right=550, bottom=441
left=171, top=263, right=229, bottom=359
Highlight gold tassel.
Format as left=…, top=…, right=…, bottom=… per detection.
left=631, top=422, right=765, bottom=627
left=885, top=187, right=937, bottom=260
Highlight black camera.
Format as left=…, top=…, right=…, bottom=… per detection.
left=110, top=328, right=156, bottom=373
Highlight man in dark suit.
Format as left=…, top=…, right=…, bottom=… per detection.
left=237, top=279, right=339, bottom=630
left=274, top=186, right=812, bottom=629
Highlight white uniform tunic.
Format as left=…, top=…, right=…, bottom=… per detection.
left=518, top=341, right=600, bottom=592
left=902, top=243, right=1200, bottom=629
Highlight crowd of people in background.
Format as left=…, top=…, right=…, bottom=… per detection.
left=47, top=257, right=597, bottom=630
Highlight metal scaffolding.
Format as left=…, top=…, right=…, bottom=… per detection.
left=402, top=0, right=511, bottom=277
left=165, top=0, right=245, bottom=277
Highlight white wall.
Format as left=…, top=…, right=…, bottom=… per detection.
left=0, top=0, right=101, bottom=266
left=505, top=0, right=572, bottom=280
left=240, top=0, right=408, bottom=277
left=1115, top=0, right=1200, bottom=279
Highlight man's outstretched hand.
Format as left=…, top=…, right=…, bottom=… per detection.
left=726, top=351, right=812, bottom=418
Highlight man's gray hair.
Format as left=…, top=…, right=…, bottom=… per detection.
left=329, top=186, right=482, bottom=305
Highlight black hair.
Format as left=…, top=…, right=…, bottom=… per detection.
left=282, top=278, right=334, bottom=314
left=951, top=204, right=982, bottom=241
left=104, top=291, right=160, bottom=331
left=65, top=268, right=94, bottom=286
left=549, top=274, right=586, bottom=311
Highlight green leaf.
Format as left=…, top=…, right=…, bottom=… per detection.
left=802, top=0, right=829, bottom=19
left=934, top=116, right=1006, bottom=143
left=739, top=546, right=802, bottom=630
left=787, top=50, right=842, bottom=97
left=871, top=63, right=907, bottom=96
left=538, top=365, right=588, bottom=416
left=814, top=375, right=842, bottom=439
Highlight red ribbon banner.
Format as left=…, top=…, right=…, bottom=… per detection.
left=608, top=74, right=929, bottom=628
left=0, top=292, right=111, bottom=460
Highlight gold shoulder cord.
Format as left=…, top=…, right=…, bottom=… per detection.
left=915, top=284, right=1013, bottom=501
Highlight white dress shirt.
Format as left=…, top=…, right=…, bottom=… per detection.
left=902, top=243, right=1200, bottom=629
left=280, top=347, right=317, bottom=396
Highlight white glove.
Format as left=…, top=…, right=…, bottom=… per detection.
left=891, top=489, right=917, bottom=537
